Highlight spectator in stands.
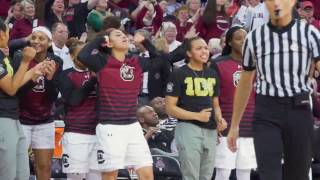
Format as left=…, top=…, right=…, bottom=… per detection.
left=44, top=0, right=66, bottom=30
left=108, top=0, right=138, bottom=15
left=150, top=97, right=178, bottom=131
left=137, top=105, right=175, bottom=153
left=10, top=0, right=43, bottom=40
left=64, top=0, right=98, bottom=38
left=212, top=26, right=257, bottom=180
left=51, top=22, right=73, bottom=70
left=160, top=22, right=181, bottom=53
left=174, top=5, right=193, bottom=42
left=166, top=0, right=182, bottom=15
left=58, top=38, right=101, bottom=180
left=196, top=0, right=230, bottom=42
left=13, top=26, right=63, bottom=180
left=5, top=0, right=24, bottom=30
left=158, top=0, right=168, bottom=17
left=186, top=0, right=201, bottom=19
left=299, top=1, right=320, bottom=29
left=135, top=0, right=164, bottom=34
left=234, top=0, right=269, bottom=31
left=135, top=29, right=153, bottom=105
left=87, top=0, right=113, bottom=41
left=208, top=38, right=222, bottom=59
left=160, top=21, right=187, bottom=69
left=305, top=0, right=320, bottom=20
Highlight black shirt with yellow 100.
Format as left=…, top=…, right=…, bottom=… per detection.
left=166, top=65, right=220, bottom=129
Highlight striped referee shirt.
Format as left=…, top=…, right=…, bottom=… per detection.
left=243, top=19, right=320, bottom=97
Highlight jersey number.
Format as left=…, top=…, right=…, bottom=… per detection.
left=184, top=77, right=216, bottom=96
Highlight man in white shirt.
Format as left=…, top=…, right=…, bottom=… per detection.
left=51, top=22, right=73, bottom=70
left=135, top=29, right=152, bottom=105
left=233, top=0, right=269, bottom=31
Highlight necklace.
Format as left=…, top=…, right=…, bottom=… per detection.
left=191, top=69, right=204, bottom=78
left=189, top=65, right=208, bottom=90
left=188, top=64, right=205, bottom=78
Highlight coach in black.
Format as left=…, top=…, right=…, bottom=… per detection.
left=227, top=0, right=320, bottom=180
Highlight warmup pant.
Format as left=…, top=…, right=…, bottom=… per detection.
left=253, top=95, right=313, bottom=180
left=175, top=122, right=217, bottom=180
left=0, top=118, right=29, bottom=180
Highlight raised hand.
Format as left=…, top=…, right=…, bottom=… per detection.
left=185, top=25, right=199, bottom=39
left=22, top=47, right=36, bottom=63
left=134, top=33, right=145, bottom=44
left=43, top=59, right=57, bottom=80
left=31, top=62, right=46, bottom=82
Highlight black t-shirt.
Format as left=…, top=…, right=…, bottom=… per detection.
left=166, top=65, right=220, bottom=129
left=0, top=52, right=19, bottom=120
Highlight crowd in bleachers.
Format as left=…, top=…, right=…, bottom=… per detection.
left=0, top=0, right=319, bottom=180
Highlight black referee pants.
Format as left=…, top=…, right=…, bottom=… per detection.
left=253, top=95, right=314, bottom=180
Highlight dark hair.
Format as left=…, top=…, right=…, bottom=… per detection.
left=11, top=0, right=22, bottom=6
left=202, top=0, right=227, bottom=26
left=0, top=18, right=7, bottom=33
left=185, top=37, right=203, bottom=63
left=66, top=37, right=85, bottom=56
left=101, top=16, right=121, bottom=32
left=221, top=26, right=246, bottom=56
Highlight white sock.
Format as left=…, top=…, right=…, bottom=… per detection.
left=215, top=168, right=232, bottom=180
left=86, top=170, right=102, bottom=180
left=236, top=169, right=251, bottom=180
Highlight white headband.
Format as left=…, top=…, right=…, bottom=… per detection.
left=32, top=26, right=52, bottom=40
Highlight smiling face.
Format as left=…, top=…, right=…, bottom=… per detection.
left=187, top=38, right=210, bottom=64
left=23, top=2, right=35, bottom=19
left=163, top=27, right=177, bottom=44
left=52, top=0, right=65, bottom=13
left=30, top=31, right=51, bottom=53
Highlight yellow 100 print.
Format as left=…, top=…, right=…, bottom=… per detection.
left=184, top=77, right=216, bottom=97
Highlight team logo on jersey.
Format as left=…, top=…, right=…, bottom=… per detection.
left=233, top=71, right=241, bottom=87
left=32, top=76, right=46, bottom=92
left=166, top=82, right=174, bottom=93
left=97, top=150, right=105, bottom=164
left=62, top=154, right=70, bottom=168
left=120, top=64, right=135, bottom=81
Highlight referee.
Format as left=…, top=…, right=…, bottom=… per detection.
left=227, top=0, right=320, bottom=180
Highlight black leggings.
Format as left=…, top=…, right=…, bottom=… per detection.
left=253, top=95, right=314, bottom=180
